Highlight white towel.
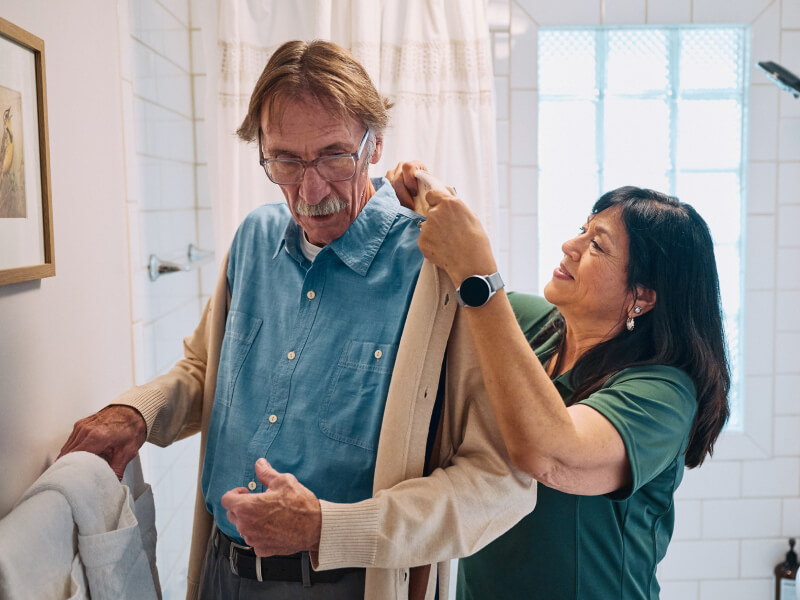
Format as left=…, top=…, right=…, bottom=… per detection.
left=0, top=452, right=160, bottom=600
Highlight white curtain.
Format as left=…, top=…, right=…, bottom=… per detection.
left=201, top=0, right=497, bottom=257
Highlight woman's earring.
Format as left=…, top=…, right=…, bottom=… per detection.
left=627, top=306, right=642, bottom=331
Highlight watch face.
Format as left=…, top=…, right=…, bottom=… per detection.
left=459, top=276, right=491, bottom=306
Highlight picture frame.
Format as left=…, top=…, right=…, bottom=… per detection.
left=0, top=17, right=54, bottom=286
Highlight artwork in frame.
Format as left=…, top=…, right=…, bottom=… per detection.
left=0, top=16, right=54, bottom=286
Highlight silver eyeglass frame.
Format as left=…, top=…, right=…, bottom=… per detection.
left=258, top=128, right=370, bottom=185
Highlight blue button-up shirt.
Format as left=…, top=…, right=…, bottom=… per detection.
left=202, top=179, right=424, bottom=543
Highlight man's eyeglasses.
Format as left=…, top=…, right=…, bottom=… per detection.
left=259, top=128, right=370, bottom=185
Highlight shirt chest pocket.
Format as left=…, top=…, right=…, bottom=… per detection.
left=320, top=340, right=399, bottom=452
left=217, top=310, right=263, bottom=407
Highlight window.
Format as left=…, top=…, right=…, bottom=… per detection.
left=537, top=26, right=748, bottom=428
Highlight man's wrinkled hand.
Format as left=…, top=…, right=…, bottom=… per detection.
left=385, top=160, right=427, bottom=212
left=221, top=458, right=322, bottom=557
left=58, top=405, right=147, bottom=480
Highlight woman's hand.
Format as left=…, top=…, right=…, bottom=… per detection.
left=385, top=161, right=427, bottom=212
left=418, top=191, right=498, bottom=286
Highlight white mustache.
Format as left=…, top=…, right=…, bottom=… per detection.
left=295, top=195, right=348, bottom=217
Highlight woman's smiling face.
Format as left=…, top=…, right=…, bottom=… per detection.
left=544, top=205, right=634, bottom=334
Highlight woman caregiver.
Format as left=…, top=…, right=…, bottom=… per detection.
left=393, top=171, right=730, bottom=599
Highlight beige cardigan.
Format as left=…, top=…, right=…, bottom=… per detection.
left=115, top=255, right=536, bottom=600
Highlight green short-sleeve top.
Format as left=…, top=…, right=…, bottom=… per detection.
left=457, top=293, right=698, bottom=600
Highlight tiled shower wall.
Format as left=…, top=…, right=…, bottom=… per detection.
left=489, top=0, right=800, bottom=597
left=116, top=0, right=211, bottom=596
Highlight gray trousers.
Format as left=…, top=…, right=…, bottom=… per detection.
left=198, top=531, right=366, bottom=600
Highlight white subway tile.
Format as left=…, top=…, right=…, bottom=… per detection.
left=774, top=417, right=800, bottom=456
left=510, top=167, right=538, bottom=215
left=487, top=0, right=510, bottom=31
left=510, top=4, right=537, bottom=89
left=158, top=0, right=189, bottom=27
left=780, top=91, right=800, bottom=119
left=677, top=461, right=740, bottom=499
left=778, top=205, right=800, bottom=247
left=132, top=321, right=146, bottom=386
left=745, top=215, right=776, bottom=290
left=698, top=579, right=772, bottom=600
left=495, top=76, right=509, bottom=121
left=782, top=32, right=800, bottom=70
left=745, top=291, right=775, bottom=375
left=749, top=86, right=780, bottom=162
left=196, top=164, right=210, bottom=208
left=673, top=500, right=702, bottom=540
left=659, top=540, right=739, bottom=580
left=742, top=457, right=800, bottom=496
left=659, top=580, right=698, bottom=600
left=778, top=163, right=800, bottom=205
left=646, top=0, right=691, bottom=23
left=191, top=29, right=203, bottom=74
left=496, top=163, right=509, bottom=210
left=194, top=121, right=206, bottom=164
left=516, top=0, right=601, bottom=25
left=161, top=160, right=195, bottom=210
left=602, top=0, right=646, bottom=24
left=156, top=55, right=192, bottom=117
left=498, top=207, right=510, bottom=251
left=777, top=248, right=800, bottom=289
left=197, top=208, right=214, bottom=251
left=193, top=74, right=206, bottom=120
left=493, top=33, right=510, bottom=77
left=784, top=498, right=800, bottom=536
left=750, top=3, right=780, bottom=85
left=199, top=261, right=217, bottom=298
left=510, top=215, right=538, bottom=292
left=510, top=90, right=538, bottom=166
left=692, top=0, right=773, bottom=23
left=741, top=538, right=792, bottom=578
left=777, top=291, right=800, bottom=332
left=496, top=119, right=509, bottom=164
left=775, top=374, right=800, bottom=415
left=141, top=322, right=157, bottom=382
left=776, top=332, right=800, bottom=373
left=747, top=162, right=777, bottom=214
left=784, top=0, right=800, bottom=28
left=779, top=119, right=800, bottom=161
left=127, top=201, right=144, bottom=276
left=705, top=499, right=783, bottom=539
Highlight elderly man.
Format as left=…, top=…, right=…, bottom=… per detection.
left=59, top=40, right=535, bottom=600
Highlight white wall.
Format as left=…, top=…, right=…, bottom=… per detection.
left=491, top=0, right=800, bottom=597
left=0, top=0, right=133, bottom=517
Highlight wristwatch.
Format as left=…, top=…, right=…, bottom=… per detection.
left=455, top=272, right=505, bottom=307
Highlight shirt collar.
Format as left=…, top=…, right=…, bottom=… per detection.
left=273, top=177, right=399, bottom=276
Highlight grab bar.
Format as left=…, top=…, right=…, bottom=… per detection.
left=148, top=244, right=214, bottom=281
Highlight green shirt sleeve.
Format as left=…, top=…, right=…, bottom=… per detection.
left=579, top=365, right=697, bottom=499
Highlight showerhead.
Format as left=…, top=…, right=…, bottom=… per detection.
left=757, top=61, right=800, bottom=98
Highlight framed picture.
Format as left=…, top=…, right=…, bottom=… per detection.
left=0, top=17, right=54, bottom=286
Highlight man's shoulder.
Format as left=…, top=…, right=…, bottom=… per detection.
left=232, top=203, right=291, bottom=244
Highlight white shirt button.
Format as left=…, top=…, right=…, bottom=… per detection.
left=287, top=351, right=296, bottom=360
left=374, top=349, right=383, bottom=359
left=269, top=414, right=278, bottom=424
left=306, top=290, right=316, bottom=300
left=247, top=481, right=256, bottom=491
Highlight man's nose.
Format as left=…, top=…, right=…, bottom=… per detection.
left=299, top=166, right=329, bottom=203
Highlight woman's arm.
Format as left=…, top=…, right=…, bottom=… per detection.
left=419, top=191, right=630, bottom=495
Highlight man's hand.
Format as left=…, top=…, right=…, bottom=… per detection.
left=58, top=405, right=147, bottom=479
left=385, top=160, right=427, bottom=212
left=222, top=458, right=322, bottom=557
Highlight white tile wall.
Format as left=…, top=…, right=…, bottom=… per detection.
left=118, top=0, right=207, bottom=596
left=494, top=1, right=800, bottom=596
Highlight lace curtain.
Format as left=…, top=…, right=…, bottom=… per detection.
left=199, top=0, right=497, bottom=256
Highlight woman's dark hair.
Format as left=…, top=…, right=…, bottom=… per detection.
left=536, top=186, right=730, bottom=468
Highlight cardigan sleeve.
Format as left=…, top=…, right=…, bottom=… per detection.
left=112, top=255, right=230, bottom=447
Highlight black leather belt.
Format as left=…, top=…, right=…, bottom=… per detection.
left=213, top=528, right=361, bottom=586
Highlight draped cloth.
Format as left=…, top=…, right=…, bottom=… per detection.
left=199, top=0, right=497, bottom=257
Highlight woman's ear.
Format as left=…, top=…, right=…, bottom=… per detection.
left=632, top=286, right=657, bottom=316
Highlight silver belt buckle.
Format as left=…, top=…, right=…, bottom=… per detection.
left=228, top=539, right=252, bottom=578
